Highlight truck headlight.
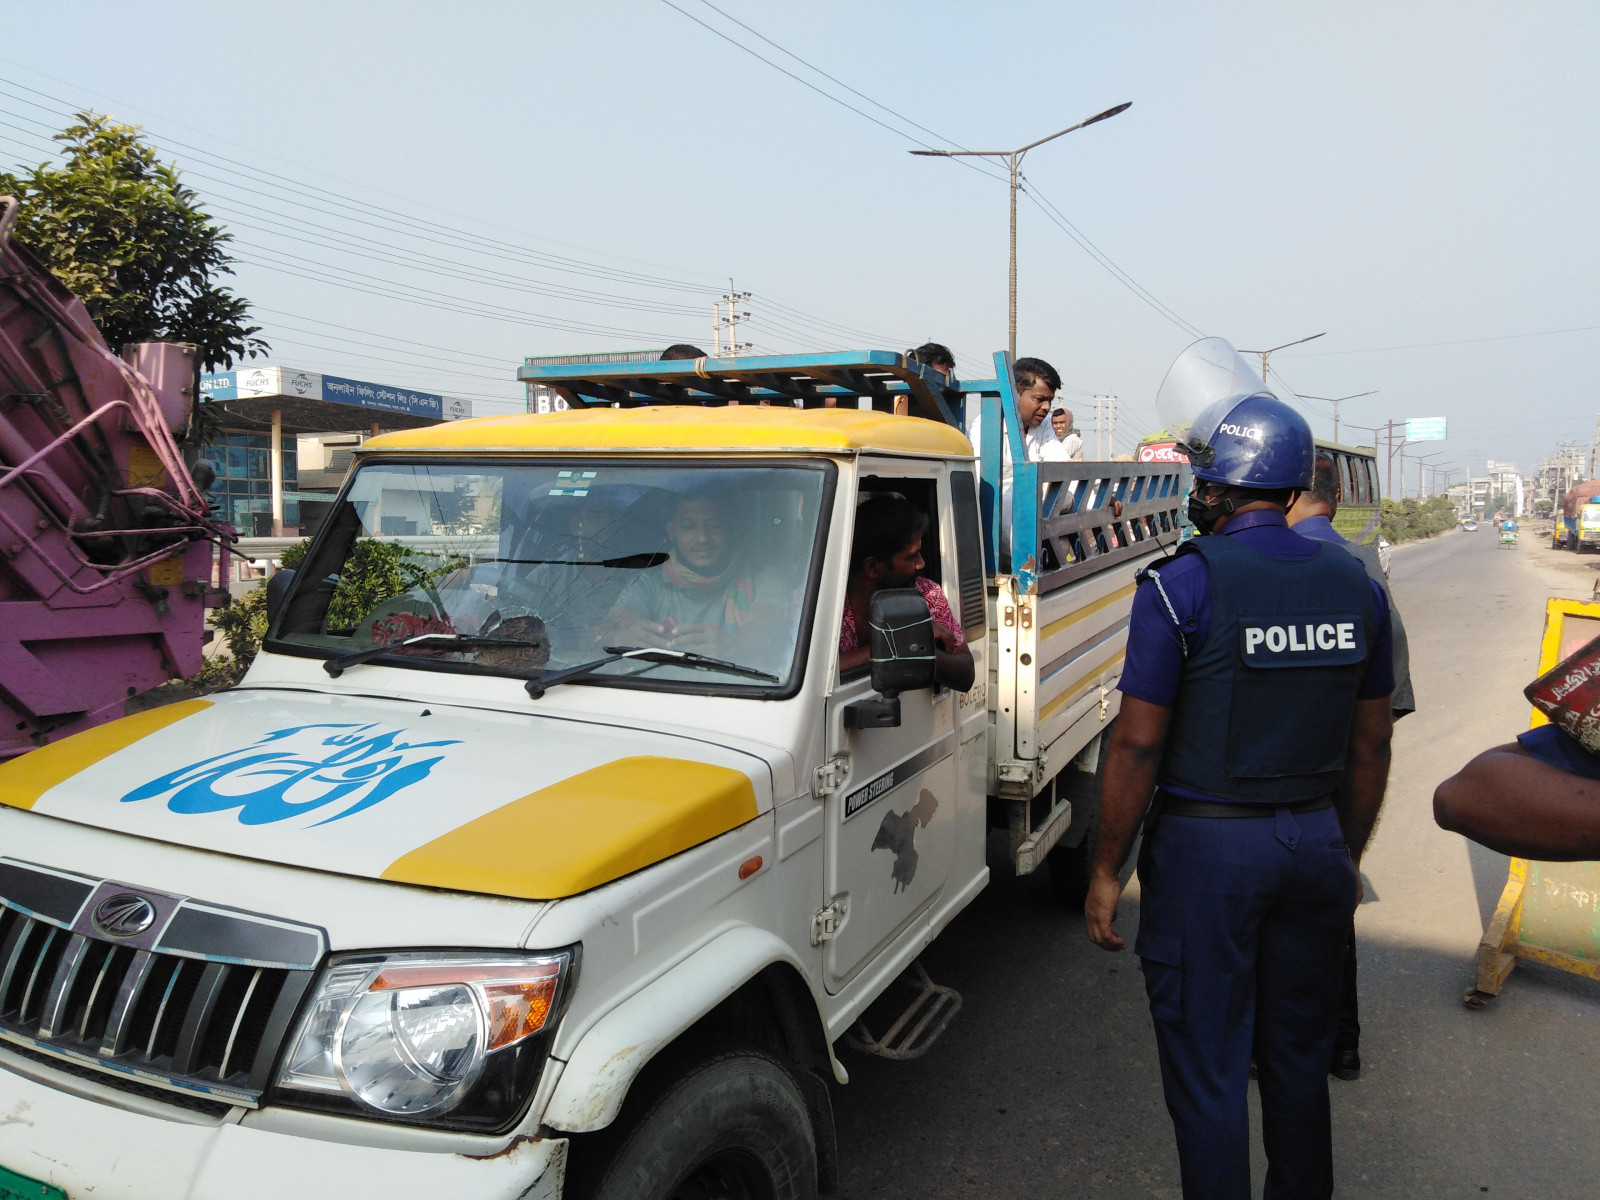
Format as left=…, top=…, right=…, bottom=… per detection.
left=273, top=949, right=576, bottom=1132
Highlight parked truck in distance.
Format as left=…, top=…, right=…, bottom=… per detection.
left=1555, top=480, right=1600, bottom=551
left=0, top=351, right=1187, bottom=1199
left=0, top=196, right=229, bottom=761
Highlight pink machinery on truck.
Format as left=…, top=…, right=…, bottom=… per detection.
left=0, top=195, right=229, bottom=760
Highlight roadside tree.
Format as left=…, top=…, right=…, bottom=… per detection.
left=0, top=111, right=266, bottom=373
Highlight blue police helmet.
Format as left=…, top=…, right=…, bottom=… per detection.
left=1181, top=392, right=1314, bottom=490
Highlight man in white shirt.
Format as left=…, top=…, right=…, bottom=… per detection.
left=963, top=356, right=1060, bottom=465
left=962, top=357, right=1061, bottom=560
left=1014, top=357, right=1061, bottom=463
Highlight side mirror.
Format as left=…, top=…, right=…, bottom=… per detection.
left=265, top=568, right=297, bottom=626
left=845, top=588, right=937, bottom=730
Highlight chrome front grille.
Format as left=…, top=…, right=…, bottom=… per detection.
left=0, top=859, right=324, bottom=1109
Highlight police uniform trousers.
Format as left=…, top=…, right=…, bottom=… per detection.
left=1136, top=802, right=1357, bottom=1200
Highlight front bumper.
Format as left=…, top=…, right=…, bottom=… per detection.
left=0, top=1056, right=565, bottom=1200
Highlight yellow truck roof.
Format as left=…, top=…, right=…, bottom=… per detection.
left=364, top=405, right=975, bottom=458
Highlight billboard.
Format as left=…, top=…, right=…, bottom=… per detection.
left=1406, top=417, right=1446, bottom=442
left=201, top=365, right=469, bottom=421
left=1137, top=440, right=1186, bottom=464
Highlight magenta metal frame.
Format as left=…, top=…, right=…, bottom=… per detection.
left=0, top=196, right=232, bottom=759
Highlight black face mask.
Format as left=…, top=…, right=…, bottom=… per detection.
left=1187, top=489, right=1239, bottom=534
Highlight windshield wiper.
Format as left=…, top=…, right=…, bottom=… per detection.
left=324, top=633, right=544, bottom=678
left=500, top=551, right=668, bottom=569
left=524, top=644, right=779, bottom=699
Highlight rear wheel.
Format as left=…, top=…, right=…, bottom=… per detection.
left=571, top=1050, right=817, bottom=1200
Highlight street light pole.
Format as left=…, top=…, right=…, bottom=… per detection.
left=1239, top=332, right=1327, bottom=384
left=1299, top=390, right=1377, bottom=444
left=1416, top=451, right=1444, bottom=499
left=911, top=102, right=1131, bottom=361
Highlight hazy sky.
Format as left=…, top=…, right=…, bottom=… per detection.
left=4, top=2, right=1595, bottom=490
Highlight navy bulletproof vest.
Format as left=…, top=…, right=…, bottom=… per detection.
left=1157, top=532, right=1377, bottom=804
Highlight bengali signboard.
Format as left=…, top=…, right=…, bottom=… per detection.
left=1138, top=440, right=1186, bottom=464
left=201, top=366, right=470, bottom=422
left=322, top=375, right=442, bottom=418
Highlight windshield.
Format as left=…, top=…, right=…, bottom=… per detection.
left=271, top=458, right=834, bottom=692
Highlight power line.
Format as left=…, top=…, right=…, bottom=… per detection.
left=232, top=252, right=695, bottom=341
left=1021, top=185, right=1205, bottom=339
left=693, top=0, right=980, bottom=157
left=0, top=66, right=730, bottom=289
left=658, top=0, right=1007, bottom=185
left=1282, top=324, right=1600, bottom=357
left=661, top=6, right=1206, bottom=349
left=2, top=71, right=1012, bottom=374
left=0, top=91, right=721, bottom=299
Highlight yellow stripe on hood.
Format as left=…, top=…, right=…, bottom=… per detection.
left=0, top=699, right=214, bottom=811
left=382, top=756, right=759, bottom=900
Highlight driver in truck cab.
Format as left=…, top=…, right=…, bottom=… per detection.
left=839, top=494, right=975, bottom=691
left=603, top=489, right=783, bottom=659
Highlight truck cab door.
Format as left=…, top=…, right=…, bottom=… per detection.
left=819, top=464, right=970, bottom=994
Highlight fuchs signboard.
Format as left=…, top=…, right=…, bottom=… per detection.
left=200, top=366, right=471, bottom=421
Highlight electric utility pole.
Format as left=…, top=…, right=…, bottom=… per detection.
left=1299, top=390, right=1377, bottom=444
left=713, top=279, right=752, bottom=360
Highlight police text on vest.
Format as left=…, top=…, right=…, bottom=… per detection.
left=1243, top=623, right=1357, bottom=655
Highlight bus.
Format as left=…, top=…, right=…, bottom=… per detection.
left=1135, top=433, right=1383, bottom=545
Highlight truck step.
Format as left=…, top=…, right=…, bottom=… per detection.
left=843, top=960, right=962, bottom=1061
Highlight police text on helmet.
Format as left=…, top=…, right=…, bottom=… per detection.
left=1218, top=422, right=1262, bottom=439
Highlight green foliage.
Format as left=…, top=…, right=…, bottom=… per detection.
left=1535, top=498, right=1554, bottom=515
left=203, top=584, right=269, bottom=685
left=1378, top=495, right=1458, bottom=544
left=323, top=539, right=438, bottom=630
left=191, top=538, right=468, bottom=686
left=0, top=112, right=266, bottom=371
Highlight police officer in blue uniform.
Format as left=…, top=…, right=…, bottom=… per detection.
left=1085, top=392, right=1395, bottom=1199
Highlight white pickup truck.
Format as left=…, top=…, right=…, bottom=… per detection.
left=0, top=352, right=1186, bottom=1200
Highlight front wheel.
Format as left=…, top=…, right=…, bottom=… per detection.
left=573, top=1050, right=817, bottom=1200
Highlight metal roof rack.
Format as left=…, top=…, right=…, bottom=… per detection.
left=517, top=350, right=961, bottom=426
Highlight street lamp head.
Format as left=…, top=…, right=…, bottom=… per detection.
left=1082, top=101, right=1133, bottom=127
left=908, top=150, right=952, bottom=156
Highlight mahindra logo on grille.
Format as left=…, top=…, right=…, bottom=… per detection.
left=93, top=893, right=156, bottom=939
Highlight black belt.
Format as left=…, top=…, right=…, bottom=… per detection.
left=1157, top=794, right=1334, bottom=819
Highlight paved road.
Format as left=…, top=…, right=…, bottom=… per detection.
left=832, top=526, right=1599, bottom=1199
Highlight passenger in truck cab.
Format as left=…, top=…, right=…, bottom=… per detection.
left=839, top=494, right=974, bottom=691
left=603, top=490, right=781, bottom=659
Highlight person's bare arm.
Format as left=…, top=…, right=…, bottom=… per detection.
left=1338, top=695, right=1394, bottom=860
left=932, top=624, right=975, bottom=692
left=1085, top=696, right=1170, bottom=951
left=1435, top=743, right=1600, bottom=860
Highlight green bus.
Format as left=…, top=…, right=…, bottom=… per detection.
left=1318, top=439, right=1383, bottom=546
left=1135, top=433, right=1382, bottom=545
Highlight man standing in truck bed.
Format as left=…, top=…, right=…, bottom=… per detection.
left=1085, top=393, right=1394, bottom=1199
